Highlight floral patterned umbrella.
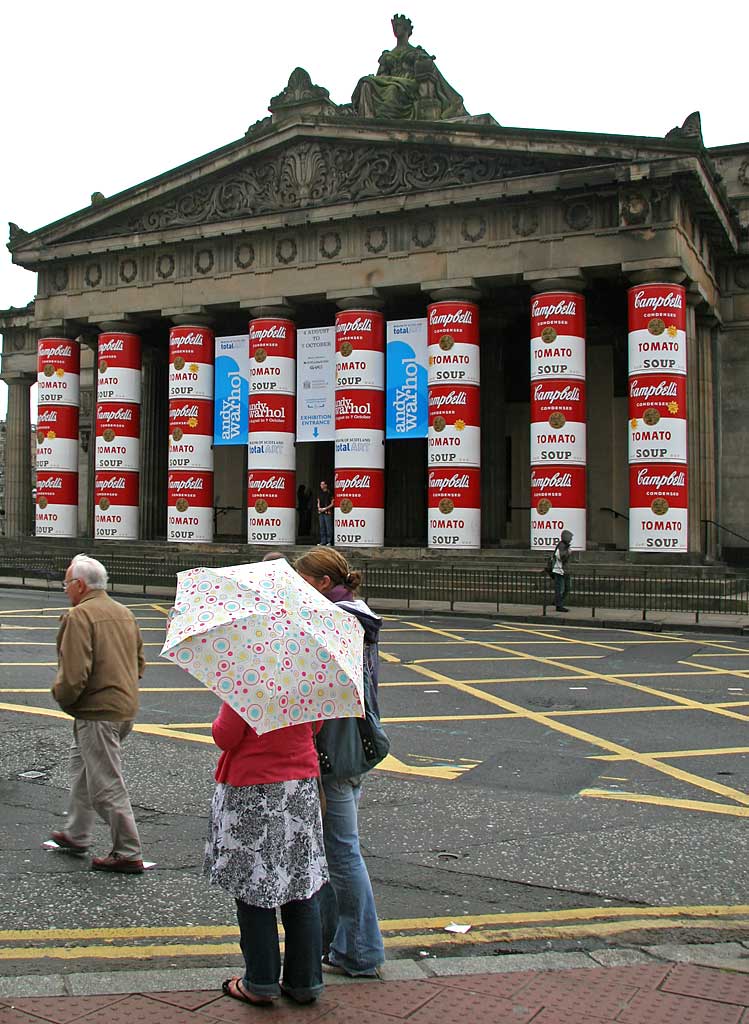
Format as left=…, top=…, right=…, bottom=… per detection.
left=160, top=558, right=364, bottom=734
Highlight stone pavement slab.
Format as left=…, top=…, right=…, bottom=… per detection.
left=3, top=959, right=749, bottom=1023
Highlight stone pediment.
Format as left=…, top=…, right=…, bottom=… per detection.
left=29, top=135, right=619, bottom=249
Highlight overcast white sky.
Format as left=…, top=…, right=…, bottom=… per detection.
left=0, top=0, right=744, bottom=416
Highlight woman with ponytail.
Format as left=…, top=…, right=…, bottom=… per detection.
left=295, top=547, right=385, bottom=978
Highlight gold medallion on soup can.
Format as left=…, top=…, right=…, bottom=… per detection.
left=98, top=360, right=108, bottom=374
left=433, top=415, right=446, bottom=433
left=38, top=496, right=49, bottom=509
left=438, top=498, right=454, bottom=514
left=171, top=427, right=184, bottom=442
left=98, top=498, right=110, bottom=511
left=643, top=408, right=661, bottom=426
left=254, top=347, right=267, bottom=363
left=541, top=327, right=557, bottom=343
left=340, top=498, right=353, bottom=514
left=43, top=363, right=55, bottom=377
left=439, top=335, right=455, bottom=351
left=340, top=341, right=353, bottom=358
left=254, top=499, right=268, bottom=513
left=175, top=497, right=189, bottom=513
left=648, top=318, right=665, bottom=336
left=173, top=356, right=186, bottom=370
left=537, top=498, right=552, bottom=515
left=548, top=411, right=566, bottom=429
left=651, top=497, right=669, bottom=515
left=102, top=428, right=116, bottom=443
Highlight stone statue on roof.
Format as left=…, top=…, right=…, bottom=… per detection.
left=351, top=13, right=468, bottom=121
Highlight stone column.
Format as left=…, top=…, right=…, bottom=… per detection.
left=2, top=372, right=34, bottom=537
left=329, top=289, right=386, bottom=549
left=525, top=271, right=587, bottom=552
left=139, top=343, right=168, bottom=540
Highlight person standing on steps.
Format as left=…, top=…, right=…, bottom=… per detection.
left=552, top=529, right=573, bottom=612
left=317, top=480, right=334, bottom=546
left=49, top=554, right=146, bottom=874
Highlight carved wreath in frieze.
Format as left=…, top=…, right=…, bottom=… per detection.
left=117, top=143, right=563, bottom=234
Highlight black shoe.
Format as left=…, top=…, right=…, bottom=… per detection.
left=556, top=606, right=570, bottom=612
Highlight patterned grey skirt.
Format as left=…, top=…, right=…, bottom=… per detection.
left=203, top=776, right=328, bottom=908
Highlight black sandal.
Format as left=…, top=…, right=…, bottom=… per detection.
left=222, top=977, right=274, bottom=1006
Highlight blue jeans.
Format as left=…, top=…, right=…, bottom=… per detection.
left=320, top=777, right=384, bottom=975
left=319, top=513, right=333, bottom=545
left=235, top=894, right=323, bottom=1002
left=553, top=571, right=570, bottom=608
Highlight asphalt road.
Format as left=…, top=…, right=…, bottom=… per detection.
left=1, top=585, right=748, bottom=973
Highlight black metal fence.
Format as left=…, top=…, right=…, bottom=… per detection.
left=3, top=540, right=747, bottom=621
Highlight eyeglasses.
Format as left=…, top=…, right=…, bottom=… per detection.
left=62, top=578, right=79, bottom=591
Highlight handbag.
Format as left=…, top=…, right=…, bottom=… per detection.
left=315, top=644, right=390, bottom=779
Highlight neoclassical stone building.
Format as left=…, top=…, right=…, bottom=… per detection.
left=2, top=17, right=748, bottom=556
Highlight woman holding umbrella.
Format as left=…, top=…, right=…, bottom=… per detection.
left=204, top=690, right=327, bottom=1004
left=295, top=547, right=386, bottom=979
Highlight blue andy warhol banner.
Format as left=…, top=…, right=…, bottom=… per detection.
left=386, top=318, right=428, bottom=439
left=214, top=335, right=250, bottom=444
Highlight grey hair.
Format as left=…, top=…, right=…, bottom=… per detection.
left=69, top=554, right=108, bottom=590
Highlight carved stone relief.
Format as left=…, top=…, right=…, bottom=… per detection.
left=461, top=214, right=486, bottom=242
left=365, top=226, right=388, bottom=254
left=84, top=263, right=102, bottom=288
left=411, top=221, right=436, bottom=248
left=511, top=207, right=538, bottom=237
left=620, top=191, right=651, bottom=226
left=276, top=238, right=297, bottom=265
left=119, top=258, right=138, bottom=283
left=195, top=249, right=214, bottom=275
left=319, top=231, right=342, bottom=259
left=77, top=142, right=597, bottom=239
left=156, top=253, right=176, bottom=279
left=564, top=200, right=593, bottom=231
left=234, top=242, right=255, bottom=269
left=51, top=266, right=69, bottom=292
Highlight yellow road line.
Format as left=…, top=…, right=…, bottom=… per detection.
left=402, top=619, right=749, bottom=808
left=152, top=604, right=172, bottom=615
left=590, top=746, right=749, bottom=762
left=494, top=622, right=623, bottom=652
left=380, top=652, right=401, bottom=664
left=582, top=790, right=749, bottom=817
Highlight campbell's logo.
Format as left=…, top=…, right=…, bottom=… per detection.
left=40, top=344, right=73, bottom=359
left=630, top=379, right=679, bottom=400
left=531, top=471, right=574, bottom=488
left=336, top=318, right=373, bottom=335
left=429, top=390, right=467, bottom=409
left=338, top=474, right=372, bottom=489
left=251, top=325, right=288, bottom=343
left=429, top=307, right=474, bottom=327
left=636, top=468, right=686, bottom=488
left=171, top=404, right=201, bottom=419
left=533, top=384, right=581, bottom=403
left=98, top=407, right=133, bottom=423
left=171, top=332, right=208, bottom=349
left=42, top=476, right=64, bottom=489
left=169, top=476, right=205, bottom=492
left=248, top=474, right=286, bottom=490
left=98, top=476, right=127, bottom=489
left=532, top=299, right=578, bottom=318
left=99, top=338, right=125, bottom=355
left=37, top=409, right=58, bottom=424
left=428, top=472, right=471, bottom=491
left=250, top=402, right=285, bottom=420
left=335, top=397, right=372, bottom=416
left=633, top=290, right=683, bottom=312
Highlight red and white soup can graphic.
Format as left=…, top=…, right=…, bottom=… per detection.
left=97, top=333, right=141, bottom=404
left=531, top=379, right=586, bottom=425
left=428, top=304, right=479, bottom=387
left=96, top=403, right=141, bottom=472
left=37, top=338, right=80, bottom=406
left=427, top=467, right=481, bottom=550
left=428, top=385, right=480, bottom=468
left=94, top=470, right=139, bottom=541
left=530, top=465, right=586, bottom=550
left=250, top=318, right=296, bottom=397
left=169, top=399, right=214, bottom=471
left=249, top=394, right=295, bottom=470
left=629, top=463, right=688, bottom=552
left=629, top=374, right=687, bottom=423
left=530, top=421, right=586, bottom=467
left=36, top=471, right=79, bottom=537
left=335, top=389, right=385, bottom=432
left=169, top=326, right=214, bottom=401
left=336, top=310, right=385, bottom=352
left=628, top=284, right=686, bottom=376
left=334, top=469, right=385, bottom=549
left=168, top=470, right=214, bottom=543
left=531, top=293, right=585, bottom=382
left=36, top=404, right=79, bottom=472
left=247, top=469, right=296, bottom=545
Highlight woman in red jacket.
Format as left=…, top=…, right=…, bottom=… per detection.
left=204, top=703, right=327, bottom=1006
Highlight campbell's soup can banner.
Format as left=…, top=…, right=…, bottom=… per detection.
left=94, top=471, right=139, bottom=540
left=530, top=466, right=586, bottom=551
left=427, top=468, right=481, bottom=550
left=334, top=469, right=385, bottom=548
left=335, top=429, right=385, bottom=470
left=169, top=326, right=214, bottom=400
left=427, top=309, right=479, bottom=388
left=168, top=471, right=214, bottom=543
left=628, top=374, right=687, bottom=464
left=249, top=393, right=295, bottom=470
left=37, top=338, right=80, bottom=406
left=627, top=285, right=686, bottom=377
left=428, top=301, right=479, bottom=347
left=428, top=385, right=480, bottom=468
left=36, top=405, right=79, bottom=472
left=531, top=380, right=586, bottom=425
left=250, top=318, right=296, bottom=396
left=97, top=333, right=142, bottom=404
left=95, top=403, right=141, bottom=472
left=628, top=416, right=686, bottom=465
left=335, top=389, right=385, bottom=432
left=336, top=313, right=385, bottom=391
left=169, top=398, right=214, bottom=471
left=94, top=471, right=139, bottom=541
left=530, top=421, right=586, bottom=467
left=629, top=464, right=688, bottom=551
left=36, top=471, right=78, bottom=537
left=530, top=293, right=585, bottom=381
left=247, top=469, right=295, bottom=545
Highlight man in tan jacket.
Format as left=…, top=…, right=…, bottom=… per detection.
left=50, top=554, right=146, bottom=873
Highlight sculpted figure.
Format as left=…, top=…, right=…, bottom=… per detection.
left=352, top=14, right=467, bottom=121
